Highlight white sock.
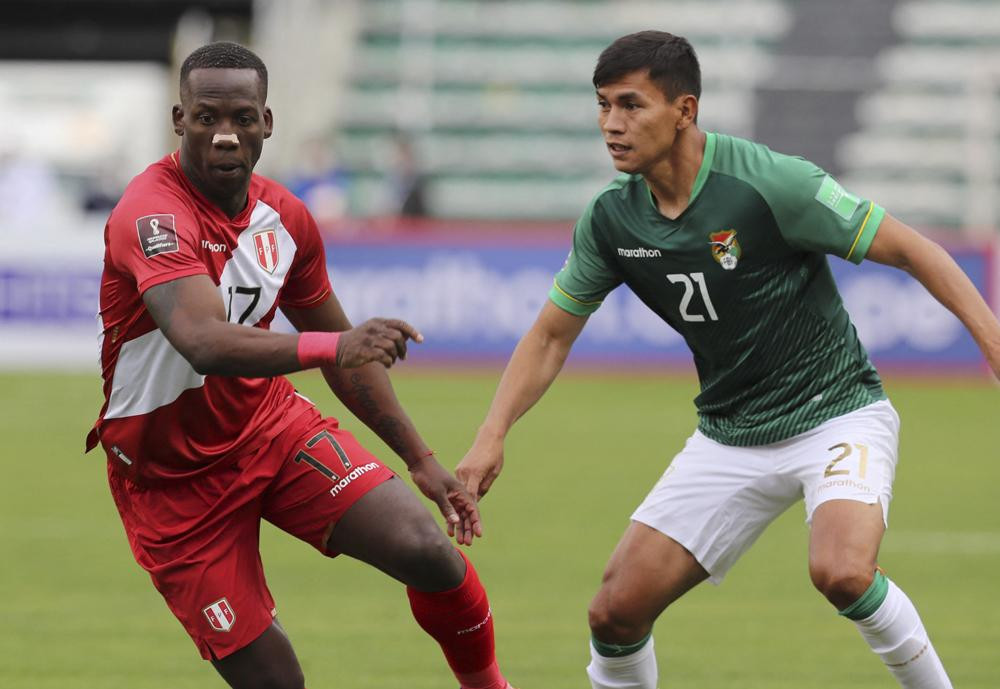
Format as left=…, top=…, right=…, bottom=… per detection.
left=587, top=637, right=657, bottom=689
left=853, top=580, right=952, bottom=688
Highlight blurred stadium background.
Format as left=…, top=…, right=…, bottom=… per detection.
left=1, top=1, right=998, bottom=687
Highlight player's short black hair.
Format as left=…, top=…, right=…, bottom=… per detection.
left=593, top=31, right=701, bottom=101
left=180, top=41, right=268, bottom=100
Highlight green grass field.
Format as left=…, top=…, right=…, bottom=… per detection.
left=2, top=369, right=998, bottom=688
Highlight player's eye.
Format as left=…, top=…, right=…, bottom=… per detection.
left=197, top=114, right=214, bottom=125
left=237, top=115, right=254, bottom=127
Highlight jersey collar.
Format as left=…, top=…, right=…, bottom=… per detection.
left=645, top=131, right=717, bottom=216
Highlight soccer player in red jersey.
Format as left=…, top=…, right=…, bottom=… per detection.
left=87, top=42, right=513, bottom=689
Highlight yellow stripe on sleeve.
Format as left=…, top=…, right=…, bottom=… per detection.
left=551, top=278, right=603, bottom=306
left=845, top=201, right=875, bottom=262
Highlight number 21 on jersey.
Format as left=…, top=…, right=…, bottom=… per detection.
left=667, top=272, right=719, bottom=322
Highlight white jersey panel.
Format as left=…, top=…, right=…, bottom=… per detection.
left=219, top=200, right=298, bottom=327
left=105, top=328, right=205, bottom=419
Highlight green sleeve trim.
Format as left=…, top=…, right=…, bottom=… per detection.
left=592, top=632, right=652, bottom=658
left=844, top=202, right=885, bottom=264
left=548, top=278, right=602, bottom=316
left=838, top=569, right=889, bottom=620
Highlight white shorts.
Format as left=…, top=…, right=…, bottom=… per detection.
left=631, top=400, right=900, bottom=584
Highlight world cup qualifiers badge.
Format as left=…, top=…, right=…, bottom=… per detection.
left=708, top=229, right=741, bottom=271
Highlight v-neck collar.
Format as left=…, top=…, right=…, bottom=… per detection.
left=645, top=131, right=717, bottom=220
left=169, top=150, right=256, bottom=226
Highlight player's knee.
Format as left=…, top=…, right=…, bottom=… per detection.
left=588, top=591, right=649, bottom=645
left=809, top=559, right=875, bottom=609
left=396, top=520, right=465, bottom=591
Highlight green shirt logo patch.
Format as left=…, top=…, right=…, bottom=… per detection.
left=815, top=175, right=861, bottom=221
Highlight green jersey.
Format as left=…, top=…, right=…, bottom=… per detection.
left=550, top=132, right=887, bottom=446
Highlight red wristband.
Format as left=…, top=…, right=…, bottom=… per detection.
left=297, top=331, right=341, bottom=369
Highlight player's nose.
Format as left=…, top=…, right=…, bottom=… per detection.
left=212, top=132, right=240, bottom=149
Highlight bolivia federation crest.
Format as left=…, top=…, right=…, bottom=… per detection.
left=708, top=229, right=741, bottom=271
left=203, top=598, right=236, bottom=632
left=253, top=229, right=279, bottom=274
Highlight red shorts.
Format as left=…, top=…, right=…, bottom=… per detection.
left=108, top=401, right=395, bottom=660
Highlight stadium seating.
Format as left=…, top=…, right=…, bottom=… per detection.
left=334, top=0, right=790, bottom=220
left=836, top=0, right=1000, bottom=233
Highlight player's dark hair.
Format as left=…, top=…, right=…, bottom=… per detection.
left=593, top=31, right=701, bottom=101
left=180, top=41, right=268, bottom=100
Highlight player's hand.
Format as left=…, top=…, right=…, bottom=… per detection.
left=336, top=318, right=422, bottom=369
left=409, top=454, right=483, bottom=546
left=456, top=432, right=505, bottom=501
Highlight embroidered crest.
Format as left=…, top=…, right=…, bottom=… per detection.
left=253, top=229, right=279, bottom=274
left=203, top=598, right=236, bottom=632
left=708, top=229, right=741, bottom=271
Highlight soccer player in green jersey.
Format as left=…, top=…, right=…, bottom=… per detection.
left=455, top=31, right=1000, bottom=689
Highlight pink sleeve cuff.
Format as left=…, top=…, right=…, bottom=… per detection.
left=297, top=331, right=341, bottom=369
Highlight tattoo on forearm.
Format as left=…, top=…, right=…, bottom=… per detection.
left=348, top=373, right=407, bottom=455
left=349, top=373, right=379, bottom=415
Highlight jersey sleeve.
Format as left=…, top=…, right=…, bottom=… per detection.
left=753, top=152, right=885, bottom=264
left=107, top=191, right=208, bottom=294
left=278, top=202, right=332, bottom=308
left=548, top=199, right=622, bottom=316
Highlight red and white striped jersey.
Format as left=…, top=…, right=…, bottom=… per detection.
left=87, top=152, right=332, bottom=484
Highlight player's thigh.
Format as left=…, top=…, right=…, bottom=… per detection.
left=632, top=430, right=802, bottom=585
left=108, top=463, right=282, bottom=662
left=328, top=475, right=466, bottom=591
left=792, top=400, right=899, bottom=601
left=590, top=521, right=709, bottom=641
left=262, top=416, right=462, bottom=591
left=797, top=399, right=899, bottom=527
left=211, top=620, right=304, bottom=689
left=808, top=499, right=885, bottom=604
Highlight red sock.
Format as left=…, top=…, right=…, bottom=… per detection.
left=407, top=550, right=507, bottom=689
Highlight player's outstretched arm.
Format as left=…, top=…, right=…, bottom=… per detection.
left=457, top=300, right=589, bottom=500
left=283, top=293, right=482, bottom=545
left=865, top=214, right=1000, bottom=379
left=143, top=274, right=419, bottom=377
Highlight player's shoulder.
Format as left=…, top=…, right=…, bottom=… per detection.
left=710, top=133, right=812, bottom=172
left=251, top=172, right=310, bottom=217
left=586, top=173, right=644, bottom=216
left=710, top=132, right=820, bottom=183
left=107, top=154, right=193, bottom=232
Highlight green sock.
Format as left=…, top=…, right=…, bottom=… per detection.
left=591, top=632, right=652, bottom=658
left=838, top=569, right=889, bottom=620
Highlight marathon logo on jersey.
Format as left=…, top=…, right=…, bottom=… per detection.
left=253, top=229, right=279, bottom=274
left=203, top=598, right=236, bottom=632
left=136, top=214, right=179, bottom=259
left=616, top=247, right=662, bottom=259
left=708, top=229, right=741, bottom=270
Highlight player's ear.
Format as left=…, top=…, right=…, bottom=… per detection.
left=676, top=94, right=698, bottom=130
left=263, top=106, right=273, bottom=140
left=172, top=104, right=185, bottom=136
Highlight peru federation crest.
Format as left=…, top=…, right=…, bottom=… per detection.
left=708, top=229, right=741, bottom=271
left=203, top=598, right=236, bottom=632
left=253, top=229, right=279, bottom=274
